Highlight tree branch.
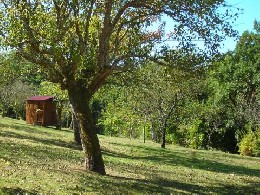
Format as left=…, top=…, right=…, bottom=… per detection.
left=88, top=67, right=112, bottom=95
left=98, top=0, right=113, bottom=68
left=84, top=0, right=95, bottom=43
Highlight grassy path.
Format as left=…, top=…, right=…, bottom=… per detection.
left=0, top=117, right=259, bottom=194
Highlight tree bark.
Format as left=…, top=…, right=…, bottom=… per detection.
left=161, top=123, right=166, bottom=148
left=161, top=101, right=177, bottom=148
left=56, top=101, right=62, bottom=130
left=160, top=115, right=170, bottom=148
left=151, top=122, right=157, bottom=142
left=68, top=83, right=106, bottom=175
left=143, top=114, right=147, bottom=143
left=71, top=110, right=81, bottom=145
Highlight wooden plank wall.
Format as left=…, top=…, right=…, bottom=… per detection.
left=26, top=100, right=57, bottom=126
left=26, top=101, right=38, bottom=125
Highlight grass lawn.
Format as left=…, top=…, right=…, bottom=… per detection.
left=0, top=117, right=259, bottom=194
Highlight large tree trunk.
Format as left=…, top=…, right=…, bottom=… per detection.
left=68, top=83, right=106, bottom=175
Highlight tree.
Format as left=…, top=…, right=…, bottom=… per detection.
left=0, top=0, right=237, bottom=174
left=0, top=52, right=37, bottom=118
left=131, top=63, right=183, bottom=148
left=0, top=80, right=34, bottom=118
left=204, top=21, right=260, bottom=152
left=96, top=59, right=209, bottom=149
left=96, top=80, right=143, bottom=138
left=136, top=60, right=206, bottom=148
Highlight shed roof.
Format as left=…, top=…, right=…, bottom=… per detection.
left=27, top=96, right=54, bottom=101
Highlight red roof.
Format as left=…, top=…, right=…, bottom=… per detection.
left=27, top=96, right=54, bottom=101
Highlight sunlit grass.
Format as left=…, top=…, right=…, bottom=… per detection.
left=0, top=117, right=259, bottom=194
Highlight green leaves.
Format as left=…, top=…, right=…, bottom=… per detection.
left=203, top=21, right=260, bottom=152
left=0, top=0, right=238, bottom=85
left=39, top=81, right=68, bottom=101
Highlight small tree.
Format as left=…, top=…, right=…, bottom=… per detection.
left=0, top=80, right=35, bottom=118
left=0, top=53, right=36, bottom=118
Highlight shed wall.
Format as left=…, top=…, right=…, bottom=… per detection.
left=26, top=100, right=57, bottom=126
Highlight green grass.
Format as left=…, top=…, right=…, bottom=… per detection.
left=0, top=117, right=259, bottom=194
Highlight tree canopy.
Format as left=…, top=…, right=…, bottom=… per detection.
left=0, top=1, right=237, bottom=88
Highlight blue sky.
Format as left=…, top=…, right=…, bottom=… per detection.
left=161, top=0, right=260, bottom=53
left=222, top=0, right=260, bottom=52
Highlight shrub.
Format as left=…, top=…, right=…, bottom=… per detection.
left=239, top=130, right=260, bottom=157
left=189, top=119, right=205, bottom=149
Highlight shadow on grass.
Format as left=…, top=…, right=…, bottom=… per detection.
left=0, top=122, right=49, bottom=135
left=0, top=120, right=259, bottom=194
left=0, top=140, right=82, bottom=165
left=0, top=122, right=71, bottom=134
left=100, top=146, right=260, bottom=194
left=0, top=187, right=37, bottom=195
left=0, top=124, right=82, bottom=151
left=64, top=169, right=259, bottom=194
left=104, top=142, right=260, bottom=178
left=0, top=126, right=82, bottom=163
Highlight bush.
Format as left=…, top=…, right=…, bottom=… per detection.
left=189, top=119, right=205, bottom=149
left=0, top=80, right=35, bottom=119
left=239, top=130, right=260, bottom=157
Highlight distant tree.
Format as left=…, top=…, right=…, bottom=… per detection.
left=131, top=63, right=182, bottom=148
left=97, top=59, right=206, bottom=149
left=0, top=53, right=36, bottom=118
left=96, top=83, right=142, bottom=138
left=205, top=21, right=260, bottom=152
left=138, top=60, right=206, bottom=148
left=0, top=80, right=35, bottom=118
left=0, top=53, right=23, bottom=87
left=0, top=0, right=237, bottom=174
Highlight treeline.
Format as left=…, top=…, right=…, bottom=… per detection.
left=94, top=23, right=260, bottom=156
left=0, top=24, right=259, bottom=157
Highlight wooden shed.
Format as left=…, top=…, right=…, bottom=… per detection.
left=26, top=96, right=57, bottom=126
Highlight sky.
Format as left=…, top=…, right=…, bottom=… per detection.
left=160, top=0, right=260, bottom=53
left=222, top=0, right=260, bottom=52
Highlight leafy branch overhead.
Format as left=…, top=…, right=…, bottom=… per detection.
left=1, top=0, right=237, bottom=93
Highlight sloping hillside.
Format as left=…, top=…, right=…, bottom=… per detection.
left=0, top=117, right=259, bottom=194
